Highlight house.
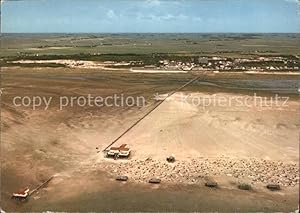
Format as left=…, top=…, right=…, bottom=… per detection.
left=11, top=187, right=30, bottom=200
left=107, top=144, right=131, bottom=159
left=198, top=57, right=209, bottom=64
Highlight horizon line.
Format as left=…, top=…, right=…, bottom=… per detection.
left=1, top=32, right=300, bottom=34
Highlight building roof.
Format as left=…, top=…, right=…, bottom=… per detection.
left=109, top=144, right=130, bottom=152
left=13, top=187, right=30, bottom=197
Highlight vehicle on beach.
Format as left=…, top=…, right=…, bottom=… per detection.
left=149, top=178, right=161, bottom=184
left=115, top=176, right=129, bottom=181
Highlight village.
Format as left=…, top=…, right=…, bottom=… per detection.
left=140, top=56, right=300, bottom=72
left=8, top=55, right=300, bottom=73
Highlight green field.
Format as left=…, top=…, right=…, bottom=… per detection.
left=1, top=33, right=299, bottom=58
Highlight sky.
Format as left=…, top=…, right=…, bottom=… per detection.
left=1, top=0, right=300, bottom=33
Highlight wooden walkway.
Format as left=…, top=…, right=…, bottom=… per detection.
left=28, top=176, right=54, bottom=197
left=102, top=75, right=201, bottom=152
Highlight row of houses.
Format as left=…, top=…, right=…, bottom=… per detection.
left=157, top=56, right=300, bottom=71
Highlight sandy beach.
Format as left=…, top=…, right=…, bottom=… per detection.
left=94, top=92, right=299, bottom=187
left=1, top=68, right=299, bottom=212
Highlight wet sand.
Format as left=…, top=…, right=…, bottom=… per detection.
left=2, top=168, right=299, bottom=212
